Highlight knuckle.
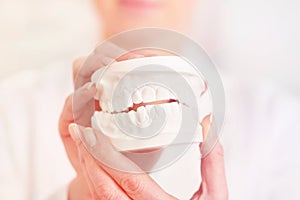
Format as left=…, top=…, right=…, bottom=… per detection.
left=72, top=57, right=86, bottom=82
left=77, top=149, right=85, bottom=164
left=207, top=194, right=228, bottom=200
left=61, top=94, right=73, bottom=115
left=205, top=189, right=229, bottom=200
left=64, top=94, right=73, bottom=106
left=63, top=95, right=73, bottom=117
left=214, top=144, right=225, bottom=157
left=58, top=94, right=74, bottom=135
left=199, top=183, right=229, bottom=200
left=120, top=175, right=145, bottom=196
left=94, top=184, right=117, bottom=200
left=204, top=143, right=225, bottom=162
left=72, top=57, right=85, bottom=71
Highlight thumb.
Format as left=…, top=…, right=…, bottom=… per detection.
left=200, top=142, right=228, bottom=198
left=191, top=115, right=228, bottom=199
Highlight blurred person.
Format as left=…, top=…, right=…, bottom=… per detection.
left=0, top=1, right=228, bottom=199
left=1, top=0, right=300, bottom=200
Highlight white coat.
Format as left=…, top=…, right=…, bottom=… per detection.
left=0, top=62, right=299, bottom=200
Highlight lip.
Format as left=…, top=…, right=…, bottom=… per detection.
left=119, top=0, right=160, bottom=14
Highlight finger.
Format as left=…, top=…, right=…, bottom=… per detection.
left=72, top=82, right=96, bottom=127
left=190, top=190, right=201, bottom=200
left=58, top=82, right=96, bottom=173
left=59, top=94, right=74, bottom=138
left=70, top=127, right=131, bottom=200
left=116, top=52, right=145, bottom=62
left=74, top=43, right=159, bottom=89
left=74, top=54, right=112, bottom=90
left=70, top=124, right=177, bottom=200
left=199, top=142, right=228, bottom=199
left=58, top=92, right=80, bottom=172
left=78, top=150, right=131, bottom=200
left=59, top=82, right=96, bottom=138
left=72, top=57, right=87, bottom=84
left=201, top=114, right=211, bottom=140
left=75, top=42, right=126, bottom=89
left=94, top=42, right=127, bottom=59
left=77, top=161, right=97, bottom=200
left=190, top=115, right=228, bottom=199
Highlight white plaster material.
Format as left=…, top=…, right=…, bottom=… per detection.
left=91, top=56, right=212, bottom=151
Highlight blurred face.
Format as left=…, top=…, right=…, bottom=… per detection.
left=94, top=0, right=197, bottom=38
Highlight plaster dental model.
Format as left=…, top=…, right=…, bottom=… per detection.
left=91, top=56, right=212, bottom=152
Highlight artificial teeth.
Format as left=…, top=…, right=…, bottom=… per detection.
left=136, top=106, right=150, bottom=127
left=131, top=90, right=143, bottom=104
left=91, top=56, right=209, bottom=151
left=156, top=87, right=170, bottom=101
left=141, top=86, right=156, bottom=102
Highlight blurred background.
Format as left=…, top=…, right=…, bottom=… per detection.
left=1, top=0, right=299, bottom=96
left=0, top=0, right=300, bottom=199
left=0, top=0, right=98, bottom=80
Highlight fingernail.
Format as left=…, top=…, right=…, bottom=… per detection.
left=83, top=128, right=97, bottom=147
left=209, top=114, right=213, bottom=123
left=69, top=123, right=80, bottom=141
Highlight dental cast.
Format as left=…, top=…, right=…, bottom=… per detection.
left=91, top=56, right=212, bottom=151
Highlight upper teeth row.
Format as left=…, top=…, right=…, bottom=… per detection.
left=130, top=84, right=176, bottom=106
left=92, top=56, right=206, bottom=113
left=132, top=85, right=175, bottom=104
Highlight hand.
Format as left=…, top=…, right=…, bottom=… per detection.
left=58, top=44, right=151, bottom=176
left=190, top=115, right=229, bottom=200
left=59, top=47, right=228, bottom=199
left=67, top=121, right=228, bottom=200
left=58, top=47, right=166, bottom=199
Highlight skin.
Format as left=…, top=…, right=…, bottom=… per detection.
left=59, top=0, right=228, bottom=199
left=93, top=0, right=197, bottom=38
